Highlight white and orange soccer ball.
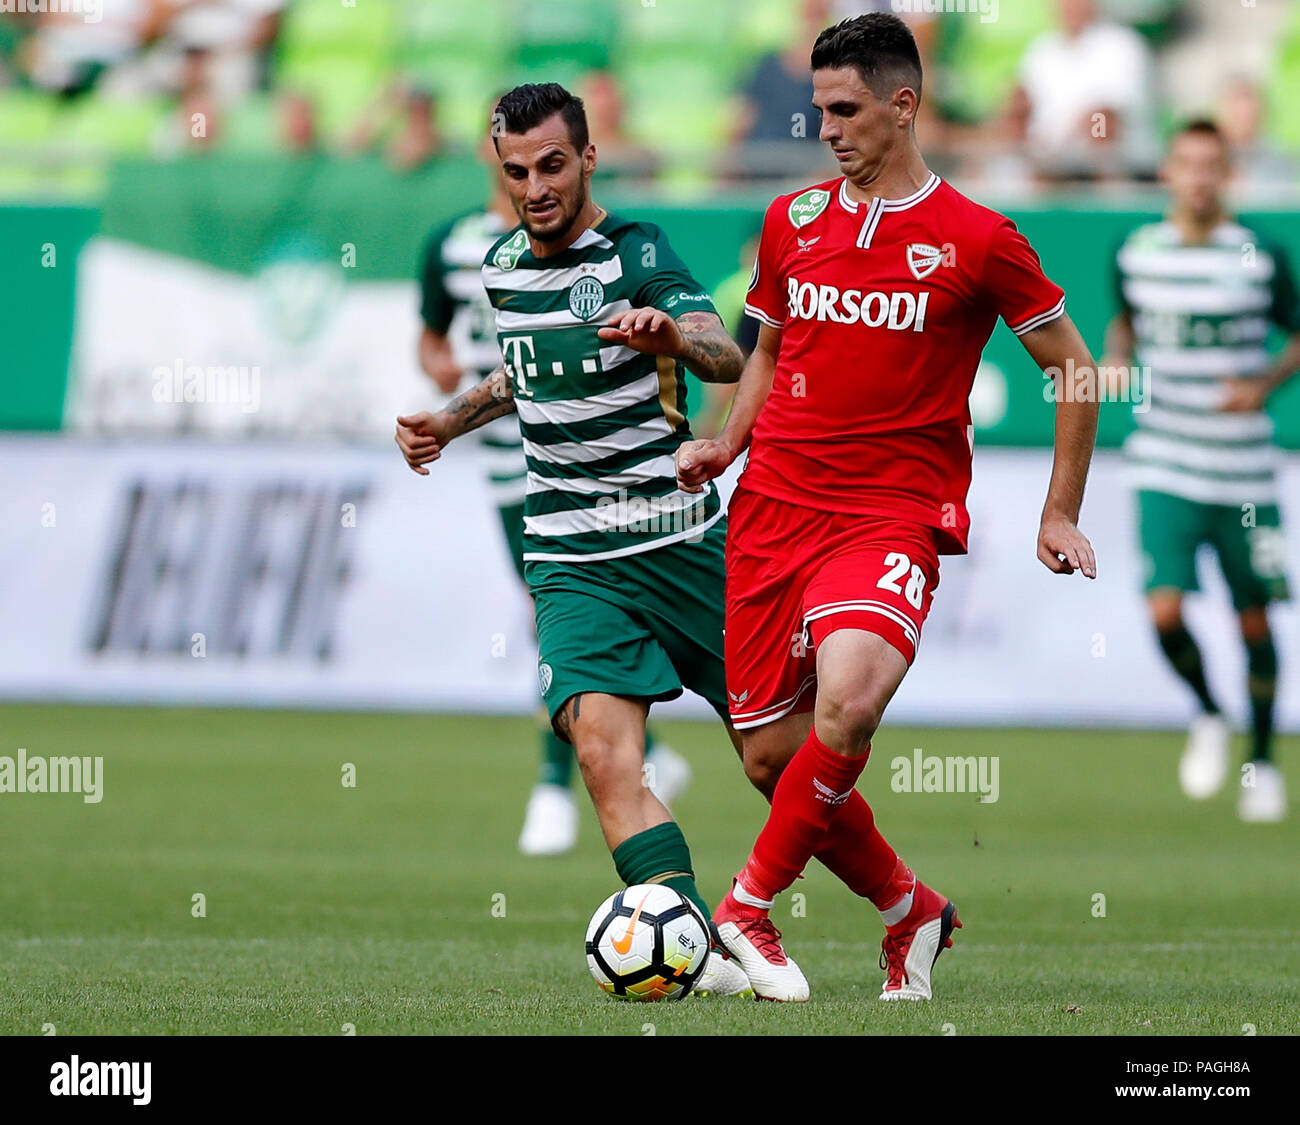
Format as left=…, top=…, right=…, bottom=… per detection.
left=584, top=884, right=711, bottom=1001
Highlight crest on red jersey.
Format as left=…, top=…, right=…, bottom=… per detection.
left=906, top=243, right=943, bottom=280
left=788, top=188, right=830, bottom=229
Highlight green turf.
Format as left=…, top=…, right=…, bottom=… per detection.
left=0, top=703, right=1295, bottom=1035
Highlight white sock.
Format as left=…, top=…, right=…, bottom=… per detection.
left=732, top=880, right=774, bottom=910
left=880, top=886, right=914, bottom=928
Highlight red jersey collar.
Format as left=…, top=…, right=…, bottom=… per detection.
left=836, top=172, right=941, bottom=215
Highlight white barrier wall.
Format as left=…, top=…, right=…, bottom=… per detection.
left=1, top=434, right=1297, bottom=730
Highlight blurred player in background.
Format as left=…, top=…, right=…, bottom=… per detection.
left=417, top=103, right=690, bottom=858
left=1102, top=120, right=1300, bottom=822
left=678, top=13, right=1099, bottom=1002
left=398, top=84, right=752, bottom=995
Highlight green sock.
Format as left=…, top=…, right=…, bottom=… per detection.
left=1157, top=624, right=1220, bottom=715
left=1246, top=636, right=1278, bottom=762
left=538, top=725, right=575, bottom=788
left=611, top=821, right=712, bottom=924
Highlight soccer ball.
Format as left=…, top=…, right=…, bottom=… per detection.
left=585, top=884, right=711, bottom=1001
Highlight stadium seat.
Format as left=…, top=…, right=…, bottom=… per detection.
left=616, top=57, right=733, bottom=194
left=506, top=58, right=590, bottom=99
left=620, top=0, right=733, bottom=54
left=619, top=56, right=731, bottom=153
left=411, top=56, right=501, bottom=145
left=388, top=0, right=507, bottom=143
left=274, top=0, right=398, bottom=141
left=932, top=3, right=1052, bottom=125
left=275, top=0, right=397, bottom=57
left=220, top=94, right=280, bottom=155
left=733, top=0, right=800, bottom=60
left=61, top=94, right=169, bottom=156
left=619, top=0, right=744, bottom=87
left=1267, top=3, right=1300, bottom=152
left=0, top=90, right=59, bottom=147
left=511, top=0, right=619, bottom=73
left=396, top=0, right=507, bottom=54
left=1102, top=0, right=1182, bottom=45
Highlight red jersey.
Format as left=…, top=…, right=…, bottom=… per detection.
left=741, top=173, right=1066, bottom=554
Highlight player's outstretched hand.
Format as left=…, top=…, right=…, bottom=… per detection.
left=676, top=439, right=731, bottom=494
left=1037, top=513, right=1097, bottom=578
left=597, top=307, right=684, bottom=356
left=395, top=412, right=450, bottom=476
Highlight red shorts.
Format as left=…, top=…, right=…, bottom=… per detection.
left=724, top=486, right=941, bottom=730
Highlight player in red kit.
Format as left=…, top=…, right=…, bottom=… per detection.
left=677, top=14, right=1100, bottom=1001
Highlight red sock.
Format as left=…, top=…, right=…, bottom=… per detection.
left=814, top=792, right=914, bottom=911
left=738, top=728, right=870, bottom=902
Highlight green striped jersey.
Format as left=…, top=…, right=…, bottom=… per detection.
left=1114, top=219, right=1300, bottom=505
left=420, top=209, right=526, bottom=508
left=481, top=212, right=721, bottom=561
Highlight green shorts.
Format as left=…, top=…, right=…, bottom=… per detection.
left=496, top=500, right=527, bottom=584
left=1137, top=489, right=1290, bottom=610
left=524, top=521, right=729, bottom=737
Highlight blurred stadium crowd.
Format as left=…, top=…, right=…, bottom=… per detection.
left=2, top=0, right=1298, bottom=197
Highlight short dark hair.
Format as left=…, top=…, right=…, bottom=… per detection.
left=811, top=13, right=923, bottom=101
left=1173, top=117, right=1228, bottom=148
left=492, top=83, right=589, bottom=153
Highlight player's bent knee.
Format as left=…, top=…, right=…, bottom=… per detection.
left=570, top=723, right=621, bottom=774
left=1152, top=611, right=1184, bottom=635
left=1148, top=591, right=1184, bottom=634
left=739, top=719, right=805, bottom=798
left=565, top=694, right=649, bottom=787
left=742, top=750, right=783, bottom=799
left=816, top=691, right=885, bottom=751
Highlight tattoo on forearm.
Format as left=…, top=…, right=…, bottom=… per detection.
left=445, top=369, right=516, bottom=435
left=676, top=313, right=744, bottom=383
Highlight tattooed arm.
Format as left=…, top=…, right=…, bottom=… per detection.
left=439, top=368, right=516, bottom=437
left=672, top=311, right=745, bottom=383
left=394, top=368, right=515, bottom=476
left=598, top=308, right=744, bottom=383
left=676, top=321, right=780, bottom=493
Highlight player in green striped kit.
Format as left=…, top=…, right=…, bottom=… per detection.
left=1103, top=120, right=1300, bottom=822
left=417, top=116, right=691, bottom=857
left=397, top=84, right=751, bottom=994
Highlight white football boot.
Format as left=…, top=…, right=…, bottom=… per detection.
left=1179, top=713, right=1230, bottom=799
left=713, top=890, right=810, bottom=1002
left=517, top=783, right=578, bottom=856
left=879, top=881, right=961, bottom=1001
left=1238, top=762, right=1287, bottom=823
left=692, top=946, right=755, bottom=998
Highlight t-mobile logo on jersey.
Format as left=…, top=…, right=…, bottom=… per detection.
left=786, top=278, right=929, bottom=331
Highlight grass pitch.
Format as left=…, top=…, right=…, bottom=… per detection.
left=0, top=703, right=1295, bottom=1036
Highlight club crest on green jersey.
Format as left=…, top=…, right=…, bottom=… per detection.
left=492, top=229, right=528, bottom=270
left=788, top=188, right=830, bottom=230
left=568, top=276, right=605, bottom=320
